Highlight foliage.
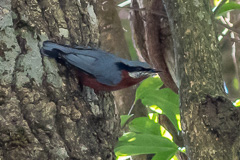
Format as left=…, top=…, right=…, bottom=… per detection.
left=115, top=117, right=178, bottom=160
left=135, top=77, right=180, bottom=131
left=115, top=77, right=181, bottom=160
left=120, top=115, right=134, bottom=127
left=234, top=99, right=240, bottom=107
left=215, top=2, right=240, bottom=17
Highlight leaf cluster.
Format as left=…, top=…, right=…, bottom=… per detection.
left=115, top=77, right=180, bottom=160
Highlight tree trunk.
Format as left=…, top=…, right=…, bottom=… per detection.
left=162, top=0, right=240, bottom=159
left=129, top=0, right=240, bottom=159
left=129, top=1, right=184, bottom=159
left=0, top=0, right=123, bottom=159
left=130, top=0, right=178, bottom=93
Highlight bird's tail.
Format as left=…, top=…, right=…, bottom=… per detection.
left=40, top=41, right=72, bottom=58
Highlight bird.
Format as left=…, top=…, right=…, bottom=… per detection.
left=40, top=41, right=158, bottom=91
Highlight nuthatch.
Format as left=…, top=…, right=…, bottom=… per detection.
left=41, top=41, right=157, bottom=91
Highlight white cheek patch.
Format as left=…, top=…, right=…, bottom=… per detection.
left=128, top=71, right=154, bottom=78
left=128, top=72, right=139, bottom=78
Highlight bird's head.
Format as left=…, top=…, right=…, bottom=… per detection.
left=116, top=61, right=159, bottom=80
left=128, top=69, right=157, bottom=79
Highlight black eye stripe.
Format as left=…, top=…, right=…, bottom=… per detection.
left=116, top=62, right=152, bottom=72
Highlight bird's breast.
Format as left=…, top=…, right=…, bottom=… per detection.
left=74, top=69, right=147, bottom=91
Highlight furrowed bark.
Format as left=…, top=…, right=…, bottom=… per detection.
left=0, top=0, right=122, bottom=159
left=163, top=0, right=240, bottom=159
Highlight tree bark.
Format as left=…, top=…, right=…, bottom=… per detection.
left=0, top=0, right=123, bottom=159
left=130, top=0, right=178, bottom=93
left=162, top=0, right=240, bottom=159
left=129, top=1, right=183, bottom=159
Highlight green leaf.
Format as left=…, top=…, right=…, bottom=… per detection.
left=135, top=76, right=163, bottom=102
left=120, top=115, right=133, bottom=127
left=152, top=149, right=177, bottom=160
left=129, top=117, right=161, bottom=135
left=118, top=132, right=136, bottom=142
left=115, top=133, right=178, bottom=157
left=233, top=99, right=240, bottom=107
left=140, top=88, right=180, bottom=131
left=215, top=2, right=240, bottom=17
left=135, top=77, right=180, bottom=131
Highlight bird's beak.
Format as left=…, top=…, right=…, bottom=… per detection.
left=151, top=69, right=162, bottom=73
left=149, top=69, right=162, bottom=77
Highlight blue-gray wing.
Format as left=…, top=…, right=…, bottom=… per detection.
left=41, top=41, right=123, bottom=86
left=61, top=51, right=122, bottom=86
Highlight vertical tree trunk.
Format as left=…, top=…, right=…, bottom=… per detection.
left=0, top=0, right=123, bottom=159
left=129, top=1, right=184, bottom=159
left=163, top=0, right=240, bottom=159
left=130, top=0, right=178, bottom=93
